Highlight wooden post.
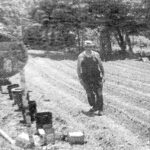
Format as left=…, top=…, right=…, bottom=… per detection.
left=20, top=69, right=34, bottom=147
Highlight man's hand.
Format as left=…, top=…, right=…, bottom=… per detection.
left=79, top=78, right=85, bottom=87
left=102, top=76, right=105, bottom=83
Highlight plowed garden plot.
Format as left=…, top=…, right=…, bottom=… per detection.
left=0, top=51, right=150, bottom=150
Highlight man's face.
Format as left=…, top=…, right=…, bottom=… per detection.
left=85, top=45, right=93, bottom=50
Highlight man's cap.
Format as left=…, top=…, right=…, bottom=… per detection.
left=84, top=40, right=95, bottom=46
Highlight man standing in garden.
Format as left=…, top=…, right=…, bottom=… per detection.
left=77, top=40, right=105, bottom=116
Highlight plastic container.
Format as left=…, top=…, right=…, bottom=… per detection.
left=15, top=132, right=31, bottom=148
left=12, top=87, right=23, bottom=109
left=7, top=84, right=19, bottom=99
left=38, top=129, right=46, bottom=146
left=45, top=128, right=55, bottom=145
left=36, top=112, right=52, bottom=129
left=28, top=101, right=37, bottom=122
left=67, top=131, right=85, bottom=145
left=1, top=85, right=9, bottom=94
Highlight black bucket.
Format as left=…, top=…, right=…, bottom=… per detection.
left=36, top=112, right=52, bottom=129
left=7, top=84, right=19, bottom=100
left=29, top=101, right=37, bottom=122
left=11, top=88, right=23, bottom=110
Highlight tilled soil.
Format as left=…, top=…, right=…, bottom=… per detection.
left=0, top=51, right=150, bottom=150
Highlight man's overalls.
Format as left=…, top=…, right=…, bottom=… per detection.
left=81, top=55, right=103, bottom=111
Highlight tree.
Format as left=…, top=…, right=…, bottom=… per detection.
left=0, top=0, right=36, bottom=41
left=27, top=0, right=149, bottom=60
left=88, top=0, right=113, bottom=60
left=29, top=0, right=88, bottom=51
left=98, top=26, right=112, bottom=61
left=88, top=0, right=149, bottom=57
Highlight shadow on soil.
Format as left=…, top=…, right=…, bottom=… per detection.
left=81, top=110, right=102, bottom=117
left=29, top=50, right=78, bottom=61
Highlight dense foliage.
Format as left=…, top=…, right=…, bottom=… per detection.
left=1, top=0, right=150, bottom=59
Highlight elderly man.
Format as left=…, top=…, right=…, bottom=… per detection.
left=77, top=40, right=105, bottom=115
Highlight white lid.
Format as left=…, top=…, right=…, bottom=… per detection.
left=68, top=131, right=84, bottom=137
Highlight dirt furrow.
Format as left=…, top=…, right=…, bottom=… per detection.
left=104, top=92, right=150, bottom=121
left=26, top=65, right=136, bottom=150
left=34, top=58, right=150, bottom=112
left=33, top=57, right=150, bottom=99
left=104, top=102, right=149, bottom=142
left=106, top=81, right=150, bottom=106
left=37, top=65, right=150, bottom=125
left=26, top=65, right=149, bottom=150
left=32, top=57, right=150, bottom=122
left=108, top=80, right=150, bottom=97
left=63, top=60, right=150, bottom=94
left=115, top=60, right=150, bottom=73
left=105, top=63, right=150, bottom=84
left=106, top=73, right=150, bottom=93
left=105, top=84, right=150, bottom=110
left=27, top=57, right=150, bottom=149
left=47, top=58, right=150, bottom=94
left=1, top=53, right=150, bottom=149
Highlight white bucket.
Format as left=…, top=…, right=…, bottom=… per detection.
left=67, top=131, right=85, bottom=145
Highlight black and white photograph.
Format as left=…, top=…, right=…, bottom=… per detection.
left=0, top=0, right=150, bottom=149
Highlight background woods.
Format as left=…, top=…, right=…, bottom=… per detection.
left=0, top=0, right=150, bottom=60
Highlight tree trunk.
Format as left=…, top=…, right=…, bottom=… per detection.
left=76, top=29, right=81, bottom=53
left=99, top=32, right=105, bottom=61
left=145, top=0, right=150, bottom=21
left=99, top=27, right=112, bottom=61
left=126, top=33, right=133, bottom=53
left=44, top=27, right=50, bottom=50
left=50, top=27, right=55, bottom=46
left=115, top=28, right=126, bottom=52
left=81, top=30, right=84, bottom=50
